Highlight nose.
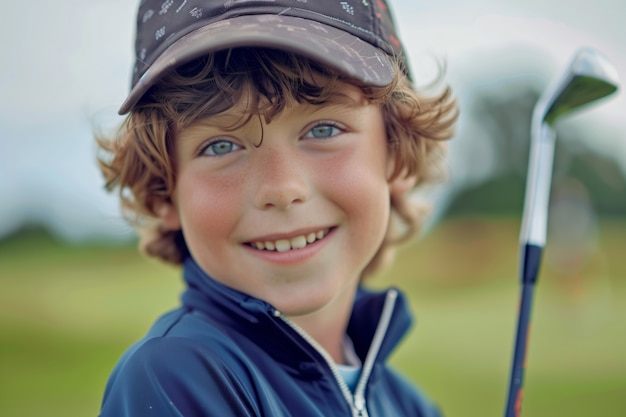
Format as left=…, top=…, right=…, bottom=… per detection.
left=251, top=145, right=311, bottom=210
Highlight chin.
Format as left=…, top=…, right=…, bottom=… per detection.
left=270, top=283, right=352, bottom=318
left=273, top=296, right=332, bottom=317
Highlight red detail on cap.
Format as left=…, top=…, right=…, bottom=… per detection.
left=389, top=34, right=400, bottom=47
left=376, top=0, right=388, bottom=11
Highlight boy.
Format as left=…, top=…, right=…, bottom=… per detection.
left=97, top=1, right=457, bottom=416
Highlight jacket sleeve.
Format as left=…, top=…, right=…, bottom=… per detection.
left=99, top=337, right=260, bottom=417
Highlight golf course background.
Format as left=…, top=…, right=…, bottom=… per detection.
left=1, top=216, right=624, bottom=417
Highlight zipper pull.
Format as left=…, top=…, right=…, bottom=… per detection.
left=354, top=395, right=369, bottom=417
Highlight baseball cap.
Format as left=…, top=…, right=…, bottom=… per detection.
left=119, top=0, right=408, bottom=115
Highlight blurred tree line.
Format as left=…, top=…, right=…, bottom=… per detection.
left=445, top=77, right=626, bottom=219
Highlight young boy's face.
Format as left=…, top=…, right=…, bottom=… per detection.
left=160, top=82, right=397, bottom=317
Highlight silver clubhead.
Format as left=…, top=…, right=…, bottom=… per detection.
left=538, top=48, right=619, bottom=126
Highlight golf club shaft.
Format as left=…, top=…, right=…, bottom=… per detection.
left=519, top=122, right=557, bottom=248
left=504, top=244, right=543, bottom=417
left=503, top=116, right=555, bottom=417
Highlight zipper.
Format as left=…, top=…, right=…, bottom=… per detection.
left=274, top=310, right=359, bottom=415
left=353, top=289, right=398, bottom=415
left=273, top=289, right=398, bottom=417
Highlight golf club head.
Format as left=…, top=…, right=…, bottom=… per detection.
left=537, top=47, right=619, bottom=127
left=522, top=47, right=620, bottom=248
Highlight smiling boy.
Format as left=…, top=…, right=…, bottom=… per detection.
left=98, top=1, right=456, bottom=416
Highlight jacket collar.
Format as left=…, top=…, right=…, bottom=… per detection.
left=180, top=257, right=413, bottom=365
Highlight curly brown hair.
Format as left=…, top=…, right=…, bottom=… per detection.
left=97, top=47, right=457, bottom=278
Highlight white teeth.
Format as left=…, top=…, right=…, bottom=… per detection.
left=275, top=239, right=290, bottom=252
left=251, top=229, right=329, bottom=252
left=291, top=235, right=307, bottom=249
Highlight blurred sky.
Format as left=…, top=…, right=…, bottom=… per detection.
left=0, top=0, right=624, bottom=241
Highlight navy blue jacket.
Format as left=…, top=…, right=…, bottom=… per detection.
left=99, top=258, right=442, bottom=417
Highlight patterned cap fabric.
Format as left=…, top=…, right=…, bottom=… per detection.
left=119, top=0, right=408, bottom=114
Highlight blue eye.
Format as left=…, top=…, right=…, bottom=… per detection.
left=305, top=123, right=342, bottom=139
left=202, top=140, right=241, bottom=156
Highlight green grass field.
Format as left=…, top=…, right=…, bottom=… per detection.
left=1, top=217, right=624, bottom=417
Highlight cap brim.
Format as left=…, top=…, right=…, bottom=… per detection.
left=119, top=14, right=395, bottom=115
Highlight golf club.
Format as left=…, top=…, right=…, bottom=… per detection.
left=504, top=47, right=619, bottom=417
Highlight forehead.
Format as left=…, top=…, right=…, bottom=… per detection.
left=176, top=77, right=370, bottom=133
left=221, top=80, right=366, bottom=118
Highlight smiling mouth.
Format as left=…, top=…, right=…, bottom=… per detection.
left=246, top=228, right=331, bottom=252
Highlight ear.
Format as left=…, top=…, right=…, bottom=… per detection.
left=155, top=201, right=181, bottom=231
left=389, top=171, right=417, bottom=198
left=386, top=156, right=417, bottom=197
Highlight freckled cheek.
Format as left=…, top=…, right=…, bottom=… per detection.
left=319, top=149, right=391, bottom=229
left=175, top=172, right=244, bottom=248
